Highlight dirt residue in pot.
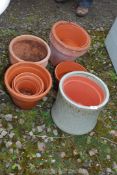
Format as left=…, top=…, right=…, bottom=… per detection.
left=19, top=88, right=34, bottom=95
left=13, top=40, right=47, bottom=62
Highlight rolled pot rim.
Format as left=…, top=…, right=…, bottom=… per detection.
left=59, top=71, right=110, bottom=110
left=51, top=21, right=91, bottom=52
left=4, top=62, right=52, bottom=101
left=9, top=34, right=51, bottom=64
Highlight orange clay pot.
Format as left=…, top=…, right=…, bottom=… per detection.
left=4, top=62, right=52, bottom=109
left=12, top=72, right=44, bottom=95
left=50, top=21, right=91, bottom=66
left=51, top=71, right=109, bottom=135
left=9, top=35, right=51, bottom=67
left=55, top=61, right=87, bottom=81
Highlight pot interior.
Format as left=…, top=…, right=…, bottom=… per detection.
left=55, top=23, right=88, bottom=48
left=13, top=40, right=47, bottom=62
left=55, top=62, right=87, bottom=81
left=63, top=76, right=105, bottom=106
left=17, top=85, right=36, bottom=95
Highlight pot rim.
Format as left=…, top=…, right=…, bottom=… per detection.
left=59, top=71, right=109, bottom=110
left=4, top=62, right=52, bottom=101
left=55, top=61, right=87, bottom=81
left=51, top=21, right=91, bottom=51
left=9, top=34, right=51, bottom=64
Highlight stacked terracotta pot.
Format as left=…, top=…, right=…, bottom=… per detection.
left=4, top=62, right=52, bottom=109
left=50, top=21, right=91, bottom=66
left=5, top=35, right=52, bottom=109
left=4, top=21, right=110, bottom=136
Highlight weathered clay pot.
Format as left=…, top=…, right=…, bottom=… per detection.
left=50, top=21, right=91, bottom=66
left=9, top=35, right=51, bottom=67
left=4, top=62, right=52, bottom=109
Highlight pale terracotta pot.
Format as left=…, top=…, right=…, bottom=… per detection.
left=51, top=71, right=110, bottom=135
left=50, top=21, right=91, bottom=66
left=9, top=35, right=51, bottom=67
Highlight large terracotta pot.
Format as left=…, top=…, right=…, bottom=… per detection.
left=4, top=62, right=52, bottom=109
left=9, top=35, right=51, bottom=67
left=50, top=21, right=91, bottom=66
left=12, top=72, right=44, bottom=95
left=51, top=71, right=109, bottom=135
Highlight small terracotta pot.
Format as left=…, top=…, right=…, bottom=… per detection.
left=55, top=61, right=87, bottom=81
left=9, top=35, right=51, bottom=67
left=12, top=72, right=44, bottom=96
left=50, top=21, right=91, bottom=66
left=51, top=71, right=110, bottom=135
left=4, top=62, right=52, bottom=109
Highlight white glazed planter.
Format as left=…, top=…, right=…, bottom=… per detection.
left=51, top=71, right=109, bottom=135
left=0, top=0, right=10, bottom=15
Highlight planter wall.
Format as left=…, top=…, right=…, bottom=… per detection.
left=105, top=17, right=117, bottom=74
left=51, top=71, right=109, bottom=135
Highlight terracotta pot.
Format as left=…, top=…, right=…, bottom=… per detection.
left=12, top=72, right=44, bottom=96
left=55, top=61, right=87, bottom=81
left=4, top=62, right=52, bottom=109
left=9, top=35, right=51, bottom=67
left=51, top=71, right=110, bottom=135
left=50, top=21, right=91, bottom=66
